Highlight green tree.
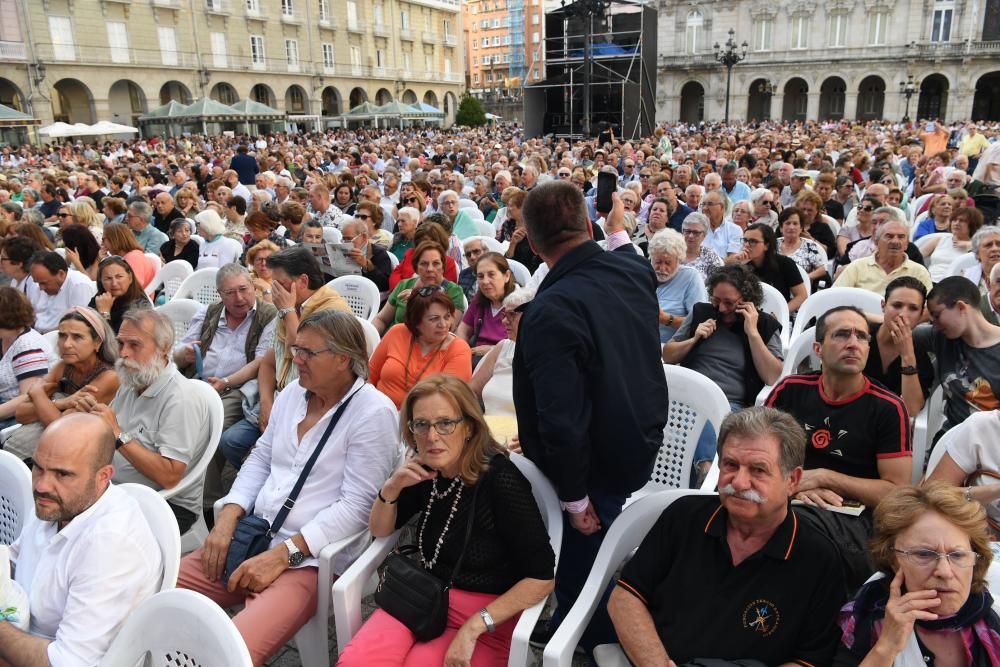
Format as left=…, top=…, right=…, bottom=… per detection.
left=455, top=94, right=487, bottom=127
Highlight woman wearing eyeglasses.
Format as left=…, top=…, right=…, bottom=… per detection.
left=737, top=223, right=807, bottom=314
left=369, top=286, right=472, bottom=408
left=376, top=240, right=466, bottom=336
left=681, top=213, right=724, bottom=281
left=838, top=197, right=881, bottom=259
left=354, top=201, right=393, bottom=251
left=835, top=483, right=999, bottom=667
left=88, top=256, right=151, bottom=333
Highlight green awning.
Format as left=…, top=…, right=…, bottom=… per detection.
left=0, top=103, right=39, bottom=127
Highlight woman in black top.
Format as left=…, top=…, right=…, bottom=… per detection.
left=89, top=256, right=151, bottom=333
left=160, top=218, right=199, bottom=268
left=340, top=375, right=555, bottom=666
left=739, top=223, right=808, bottom=315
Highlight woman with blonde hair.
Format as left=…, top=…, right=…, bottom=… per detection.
left=338, top=375, right=555, bottom=667
left=246, top=239, right=280, bottom=303
left=69, top=198, right=104, bottom=242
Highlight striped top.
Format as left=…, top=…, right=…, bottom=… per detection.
left=0, top=328, right=49, bottom=402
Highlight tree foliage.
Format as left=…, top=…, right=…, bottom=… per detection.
left=455, top=94, right=487, bottom=127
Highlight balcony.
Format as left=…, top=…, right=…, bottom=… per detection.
left=347, top=19, right=367, bottom=34
left=287, top=60, right=300, bottom=73
left=204, top=0, right=229, bottom=13
left=151, top=0, right=179, bottom=7
left=323, top=64, right=336, bottom=76
left=0, top=41, right=27, bottom=60
left=245, top=2, right=264, bottom=19
left=373, top=22, right=391, bottom=37
left=280, top=10, right=302, bottom=24
left=318, top=14, right=338, bottom=29
left=34, top=42, right=196, bottom=67
left=444, top=34, right=456, bottom=47
left=421, top=31, right=438, bottom=43
left=400, top=28, right=414, bottom=41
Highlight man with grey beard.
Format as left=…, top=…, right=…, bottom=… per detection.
left=79, top=308, right=211, bottom=533
left=607, top=407, right=845, bottom=666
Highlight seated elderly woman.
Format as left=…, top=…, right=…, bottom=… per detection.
left=961, top=225, right=1000, bottom=295
left=337, top=374, right=555, bottom=667
left=778, top=206, right=829, bottom=287
left=437, top=189, right=480, bottom=240
left=835, top=483, right=999, bottom=666
left=88, top=255, right=152, bottom=334
left=635, top=197, right=671, bottom=256
left=6, top=307, right=119, bottom=460
left=649, top=228, right=707, bottom=343
left=160, top=217, right=200, bottom=268
left=194, top=209, right=243, bottom=270
left=681, top=212, right=724, bottom=280
left=354, top=200, right=394, bottom=250
left=375, top=240, right=467, bottom=335
left=0, top=287, right=49, bottom=431
left=247, top=239, right=280, bottom=303
left=470, top=287, right=535, bottom=417
left=370, top=285, right=472, bottom=408
left=390, top=206, right=420, bottom=261
left=913, top=193, right=958, bottom=241
left=457, top=252, right=515, bottom=355
left=922, top=207, right=984, bottom=283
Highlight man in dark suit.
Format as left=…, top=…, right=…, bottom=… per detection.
left=229, top=145, right=259, bottom=187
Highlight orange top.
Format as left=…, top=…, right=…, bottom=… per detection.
left=124, top=249, right=156, bottom=288
left=369, top=323, right=473, bottom=408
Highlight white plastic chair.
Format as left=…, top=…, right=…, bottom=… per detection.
left=912, top=385, right=945, bottom=484
left=626, top=365, right=729, bottom=507
left=160, top=380, right=223, bottom=554
left=356, top=315, right=381, bottom=357
left=463, top=235, right=504, bottom=254
left=330, top=275, right=381, bottom=322
left=212, top=499, right=368, bottom=667
left=947, top=253, right=979, bottom=277
left=923, top=415, right=959, bottom=480
left=915, top=231, right=950, bottom=256
left=386, top=251, right=400, bottom=269
left=458, top=199, right=478, bottom=210
left=174, top=268, right=221, bottom=306
left=41, top=329, right=60, bottom=364
left=0, top=450, right=32, bottom=545
left=795, top=262, right=812, bottom=297
left=155, top=298, right=203, bottom=343
left=476, top=220, right=495, bottom=237
left=755, top=329, right=822, bottom=405
left=506, top=258, right=531, bottom=287
left=543, top=489, right=715, bottom=667
left=322, top=226, right=343, bottom=243
left=332, top=453, right=563, bottom=667
left=99, top=589, right=253, bottom=667
left=759, top=282, right=791, bottom=351
left=145, top=252, right=163, bottom=274
left=145, top=259, right=194, bottom=300
left=790, top=287, right=885, bottom=342
left=117, top=483, right=181, bottom=592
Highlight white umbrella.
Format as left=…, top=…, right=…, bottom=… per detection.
left=89, top=120, right=140, bottom=135
left=69, top=123, right=93, bottom=136
left=38, top=121, right=77, bottom=137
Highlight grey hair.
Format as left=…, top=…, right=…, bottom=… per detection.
left=22, top=208, right=44, bottom=226
left=717, top=406, right=806, bottom=476
left=873, top=216, right=908, bottom=240
left=474, top=175, right=489, bottom=189
left=121, top=308, right=175, bottom=354
left=128, top=201, right=153, bottom=224
left=682, top=212, right=710, bottom=230
left=648, top=229, right=686, bottom=262
left=622, top=211, right=638, bottom=236
left=298, top=309, right=370, bottom=380
left=22, top=187, right=39, bottom=201
left=749, top=187, right=772, bottom=204
left=991, top=262, right=1000, bottom=286
left=397, top=206, right=419, bottom=222
left=215, top=262, right=253, bottom=289
left=502, top=286, right=536, bottom=311
left=972, top=225, right=1000, bottom=255
left=873, top=206, right=906, bottom=227
left=437, top=189, right=459, bottom=206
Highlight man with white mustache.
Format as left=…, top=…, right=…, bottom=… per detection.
left=834, top=216, right=932, bottom=294
left=608, top=407, right=845, bottom=666
left=79, top=308, right=212, bottom=533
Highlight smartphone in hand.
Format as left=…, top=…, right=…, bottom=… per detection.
left=596, top=171, right=617, bottom=214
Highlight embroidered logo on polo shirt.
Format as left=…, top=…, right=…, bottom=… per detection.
left=811, top=428, right=831, bottom=449
left=742, top=599, right=780, bottom=637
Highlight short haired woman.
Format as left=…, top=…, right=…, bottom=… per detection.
left=160, top=218, right=199, bottom=268
left=738, top=222, right=808, bottom=313
left=376, top=241, right=466, bottom=334
left=369, top=286, right=473, bottom=408
left=681, top=212, right=724, bottom=280
left=338, top=375, right=555, bottom=666
left=778, top=206, right=829, bottom=288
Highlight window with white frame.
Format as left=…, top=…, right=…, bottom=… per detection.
left=828, top=13, right=847, bottom=47
left=444, top=18, right=452, bottom=37
left=791, top=15, right=808, bottom=49
left=107, top=21, right=129, bottom=63
left=504, top=35, right=511, bottom=45
left=322, top=43, right=334, bottom=68
left=867, top=10, right=888, bottom=44
left=374, top=2, right=384, bottom=24
left=281, top=0, right=293, bottom=16
left=158, top=26, right=178, bottom=66
left=445, top=58, right=452, bottom=75
left=401, top=9, right=409, bottom=29
left=481, top=19, right=488, bottom=28
left=350, top=45, right=361, bottom=71
left=319, top=0, right=330, bottom=21
left=931, top=0, right=953, bottom=42
left=472, top=40, right=477, bottom=49
left=491, top=18, right=499, bottom=27
left=532, top=32, right=539, bottom=43
left=533, top=68, right=539, bottom=79
left=246, top=0, right=259, bottom=13
left=376, top=48, right=386, bottom=68
left=285, top=38, right=299, bottom=69
left=486, top=71, right=492, bottom=82
left=492, top=36, right=500, bottom=46
left=685, top=10, right=703, bottom=54
left=474, top=73, right=479, bottom=83
left=250, top=34, right=265, bottom=68
left=753, top=17, right=773, bottom=51
left=347, top=1, right=359, bottom=29
left=532, top=14, right=539, bottom=24
left=288, top=86, right=305, bottom=111
left=211, top=31, right=227, bottom=67
left=49, top=16, right=75, bottom=60
left=425, top=13, right=432, bottom=31
left=403, top=51, right=412, bottom=71
left=425, top=53, right=433, bottom=71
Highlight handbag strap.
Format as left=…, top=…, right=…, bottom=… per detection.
left=267, top=386, right=361, bottom=538
left=445, top=482, right=481, bottom=585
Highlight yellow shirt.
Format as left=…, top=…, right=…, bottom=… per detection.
left=833, top=254, right=933, bottom=294
left=959, top=133, right=991, bottom=158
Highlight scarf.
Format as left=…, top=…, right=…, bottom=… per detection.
left=274, top=284, right=351, bottom=390
left=839, top=575, right=1000, bottom=666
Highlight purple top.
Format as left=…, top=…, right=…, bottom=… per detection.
left=462, top=299, right=508, bottom=347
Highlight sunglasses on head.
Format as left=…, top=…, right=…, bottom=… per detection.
left=416, top=285, right=444, bottom=297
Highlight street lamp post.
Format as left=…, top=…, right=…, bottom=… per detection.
left=561, top=0, right=611, bottom=137
left=899, top=75, right=919, bottom=123
left=713, top=28, right=748, bottom=125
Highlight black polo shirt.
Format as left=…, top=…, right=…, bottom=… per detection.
left=617, top=495, right=845, bottom=666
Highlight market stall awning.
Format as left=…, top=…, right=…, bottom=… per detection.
left=38, top=122, right=83, bottom=137
left=138, top=100, right=191, bottom=122
left=345, top=102, right=383, bottom=119
left=0, top=103, right=39, bottom=127
left=229, top=99, right=285, bottom=119
left=403, top=102, right=446, bottom=119
left=373, top=101, right=416, bottom=116
left=173, top=97, right=246, bottom=121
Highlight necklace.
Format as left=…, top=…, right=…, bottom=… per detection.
left=403, top=333, right=448, bottom=391
left=418, top=476, right=464, bottom=570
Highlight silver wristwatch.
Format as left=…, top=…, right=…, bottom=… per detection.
left=115, top=431, right=131, bottom=450
left=284, top=538, right=305, bottom=567
left=479, top=608, right=496, bottom=633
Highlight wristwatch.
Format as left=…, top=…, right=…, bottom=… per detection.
left=277, top=307, right=294, bottom=320
left=479, top=608, right=496, bottom=633
left=284, top=538, right=305, bottom=567
left=899, top=365, right=918, bottom=376
left=115, top=431, right=132, bottom=450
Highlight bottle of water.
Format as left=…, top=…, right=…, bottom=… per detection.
left=0, top=545, right=29, bottom=631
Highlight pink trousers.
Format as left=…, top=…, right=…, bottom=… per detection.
left=176, top=548, right=318, bottom=667
left=336, top=588, right=518, bottom=667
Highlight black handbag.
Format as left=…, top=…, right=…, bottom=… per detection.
left=373, top=483, right=480, bottom=641
left=222, top=388, right=359, bottom=585
left=680, top=661, right=768, bottom=667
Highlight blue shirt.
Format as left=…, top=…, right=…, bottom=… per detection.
left=721, top=180, right=752, bottom=203
left=656, top=265, right=708, bottom=343
left=703, top=220, right=744, bottom=258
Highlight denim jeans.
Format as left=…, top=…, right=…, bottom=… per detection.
left=692, top=400, right=743, bottom=486
left=219, top=418, right=261, bottom=469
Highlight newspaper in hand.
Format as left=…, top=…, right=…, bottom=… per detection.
left=304, top=242, right=363, bottom=278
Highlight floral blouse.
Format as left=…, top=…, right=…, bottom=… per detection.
left=685, top=245, right=724, bottom=281
left=778, top=237, right=828, bottom=273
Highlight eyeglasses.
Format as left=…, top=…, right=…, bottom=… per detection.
left=828, top=328, right=871, bottom=343
left=501, top=310, right=520, bottom=322
left=639, top=174, right=650, bottom=179
left=408, top=417, right=464, bottom=436
left=464, top=249, right=484, bottom=260
left=403, top=197, right=419, bottom=204
left=290, top=345, right=334, bottom=360
left=57, top=212, right=71, bottom=218
left=682, top=229, right=705, bottom=236
left=741, top=238, right=763, bottom=246
left=557, top=172, right=571, bottom=178
left=891, top=547, right=980, bottom=569
left=220, top=286, right=254, bottom=298
left=354, top=213, right=371, bottom=221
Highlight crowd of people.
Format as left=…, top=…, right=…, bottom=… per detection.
left=3, top=115, right=1000, bottom=666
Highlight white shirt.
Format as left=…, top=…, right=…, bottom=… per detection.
left=177, top=304, right=276, bottom=379
left=197, top=236, right=244, bottom=270
left=222, top=378, right=399, bottom=573
left=232, top=183, right=252, bottom=204
left=10, top=484, right=161, bottom=667
left=33, top=271, right=97, bottom=333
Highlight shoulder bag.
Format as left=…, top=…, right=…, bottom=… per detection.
left=222, top=388, right=359, bottom=585
left=373, top=483, right=480, bottom=641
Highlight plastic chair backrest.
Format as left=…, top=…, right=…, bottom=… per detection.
left=98, top=589, right=253, bottom=667
left=146, top=260, right=194, bottom=300
left=506, top=259, right=531, bottom=287
left=915, top=232, right=950, bottom=254
left=795, top=262, right=812, bottom=297
left=116, top=483, right=181, bottom=592
left=476, top=220, right=495, bottom=237
left=330, top=275, right=381, bottom=321
left=759, top=282, right=791, bottom=350
left=355, top=316, right=381, bottom=357
left=463, top=235, right=504, bottom=254
left=790, top=287, right=884, bottom=341
left=174, top=268, right=221, bottom=306
left=947, top=253, right=979, bottom=277
left=387, top=251, right=400, bottom=269
left=159, top=381, right=222, bottom=507
left=41, top=330, right=60, bottom=363
left=644, top=365, right=731, bottom=492
left=155, top=298, right=204, bottom=343
left=145, top=253, right=163, bottom=274
left=458, top=199, right=477, bottom=210
left=0, top=450, right=32, bottom=545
